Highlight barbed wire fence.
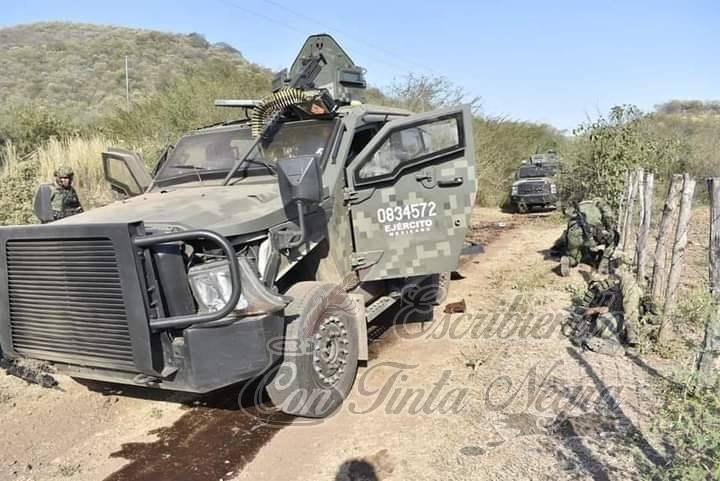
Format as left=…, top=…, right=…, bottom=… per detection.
left=696, top=177, right=719, bottom=387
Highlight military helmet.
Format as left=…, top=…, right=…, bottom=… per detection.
left=54, top=166, right=74, bottom=178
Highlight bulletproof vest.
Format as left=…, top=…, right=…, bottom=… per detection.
left=51, top=186, right=82, bottom=219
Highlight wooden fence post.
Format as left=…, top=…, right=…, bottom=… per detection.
left=622, top=168, right=641, bottom=253
left=651, top=174, right=684, bottom=301
left=634, top=169, right=646, bottom=267
left=636, top=172, right=654, bottom=283
left=696, top=177, right=720, bottom=387
left=658, top=174, right=696, bottom=342
left=617, top=170, right=631, bottom=246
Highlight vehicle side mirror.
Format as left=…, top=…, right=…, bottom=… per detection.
left=277, top=155, right=323, bottom=206
left=276, top=156, right=323, bottom=249
left=33, top=184, right=54, bottom=223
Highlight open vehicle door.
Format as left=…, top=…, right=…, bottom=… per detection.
left=101, top=147, right=152, bottom=198
left=345, top=105, right=476, bottom=281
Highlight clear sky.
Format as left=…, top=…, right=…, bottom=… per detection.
left=2, top=0, right=717, bottom=131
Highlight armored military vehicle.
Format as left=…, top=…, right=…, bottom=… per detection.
left=0, top=35, right=476, bottom=417
left=510, top=152, right=559, bottom=213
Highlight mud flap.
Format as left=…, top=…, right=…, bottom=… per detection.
left=350, top=293, right=368, bottom=361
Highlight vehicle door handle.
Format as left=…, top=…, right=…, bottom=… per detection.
left=438, top=176, right=464, bottom=187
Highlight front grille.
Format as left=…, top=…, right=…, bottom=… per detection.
left=518, top=182, right=548, bottom=194
left=6, top=238, right=136, bottom=370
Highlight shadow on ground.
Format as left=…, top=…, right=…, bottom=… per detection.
left=537, top=347, right=667, bottom=481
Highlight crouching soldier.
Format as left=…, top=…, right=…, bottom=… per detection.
left=571, top=252, right=644, bottom=356
left=51, top=166, right=83, bottom=220
left=559, top=198, right=618, bottom=277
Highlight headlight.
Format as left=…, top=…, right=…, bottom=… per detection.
left=188, top=263, right=248, bottom=313
left=188, top=257, right=288, bottom=315
left=550, top=183, right=557, bottom=194
left=511, top=185, right=519, bottom=195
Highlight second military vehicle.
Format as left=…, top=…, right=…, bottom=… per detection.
left=510, top=152, right=559, bottom=213
left=0, top=34, right=476, bottom=417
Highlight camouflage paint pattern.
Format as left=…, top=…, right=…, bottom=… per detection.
left=50, top=185, right=83, bottom=219
left=347, top=105, right=477, bottom=281
left=56, top=103, right=476, bottom=286
left=323, top=172, right=354, bottom=282
left=58, top=177, right=286, bottom=237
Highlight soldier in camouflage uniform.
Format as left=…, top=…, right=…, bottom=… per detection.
left=560, top=198, right=618, bottom=277
left=50, top=166, right=83, bottom=220
left=572, top=252, right=641, bottom=355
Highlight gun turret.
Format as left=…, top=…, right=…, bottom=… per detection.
left=274, top=34, right=367, bottom=105
left=249, top=34, right=366, bottom=139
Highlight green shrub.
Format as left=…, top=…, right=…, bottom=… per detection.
left=674, top=289, right=715, bottom=329
left=0, top=159, right=40, bottom=225
left=557, top=105, right=686, bottom=209
left=649, top=380, right=720, bottom=480
left=0, top=104, right=77, bottom=158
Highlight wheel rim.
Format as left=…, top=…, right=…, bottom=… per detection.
left=312, top=315, right=350, bottom=387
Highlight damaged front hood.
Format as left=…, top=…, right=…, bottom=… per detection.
left=58, top=179, right=287, bottom=237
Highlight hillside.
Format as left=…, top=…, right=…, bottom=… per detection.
left=650, top=101, right=720, bottom=178
left=0, top=22, right=257, bottom=122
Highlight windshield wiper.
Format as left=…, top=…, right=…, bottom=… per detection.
left=169, top=164, right=207, bottom=170
left=168, top=164, right=206, bottom=184
left=242, top=158, right=277, bottom=176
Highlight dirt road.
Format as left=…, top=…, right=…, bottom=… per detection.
left=1, top=208, right=670, bottom=481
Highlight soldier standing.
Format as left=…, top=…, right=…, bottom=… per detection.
left=51, top=166, right=84, bottom=220
left=560, top=198, right=618, bottom=276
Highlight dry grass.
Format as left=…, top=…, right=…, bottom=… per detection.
left=1, top=136, right=115, bottom=217
left=35, top=136, right=114, bottom=208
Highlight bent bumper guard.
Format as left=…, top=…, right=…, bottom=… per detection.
left=0, top=222, right=286, bottom=393
left=57, top=312, right=285, bottom=393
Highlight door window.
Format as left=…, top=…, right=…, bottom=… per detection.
left=357, top=116, right=461, bottom=181
left=347, top=125, right=380, bottom=163
left=102, top=149, right=152, bottom=198
left=105, top=156, right=144, bottom=197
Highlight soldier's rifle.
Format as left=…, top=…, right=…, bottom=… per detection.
left=572, top=201, right=594, bottom=243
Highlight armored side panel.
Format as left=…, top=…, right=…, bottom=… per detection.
left=320, top=168, right=355, bottom=286
left=345, top=105, right=477, bottom=281
left=32, top=183, right=54, bottom=223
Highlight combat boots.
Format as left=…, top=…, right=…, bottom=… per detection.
left=560, top=256, right=570, bottom=277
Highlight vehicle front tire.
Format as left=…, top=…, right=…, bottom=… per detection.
left=265, top=282, right=359, bottom=418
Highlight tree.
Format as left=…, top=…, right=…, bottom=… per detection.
left=558, top=105, right=685, bottom=209
left=384, top=74, right=480, bottom=114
